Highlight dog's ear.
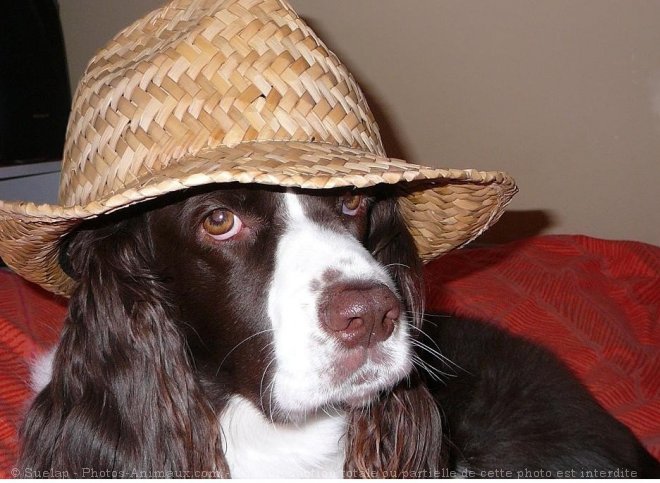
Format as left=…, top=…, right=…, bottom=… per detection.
left=345, top=194, right=445, bottom=477
left=344, top=376, right=446, bottom=477
left=19, top=213, right=229, bottom=476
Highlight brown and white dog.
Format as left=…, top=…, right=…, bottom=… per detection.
left=22, top=185, right=658, bottom=478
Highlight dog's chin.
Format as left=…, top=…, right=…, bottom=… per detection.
left=336, top=378, right=397, bottom=410
left=338, top=357, right=414, bottom=409
left=272, top=350, right=413, bottom=422
left=330, top=346, right=413, bottom=405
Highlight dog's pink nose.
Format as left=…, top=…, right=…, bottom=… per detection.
left=320, top=284, right=400, bottom=348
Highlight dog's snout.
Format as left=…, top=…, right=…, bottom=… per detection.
left=320, top=284, right=400, bottom=348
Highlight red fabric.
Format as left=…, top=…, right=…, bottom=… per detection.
left=425, top=235, right=660, bottom=458
left=0, top=271, right=65, bottom=477
left=0, top=235, right=657, bottom=476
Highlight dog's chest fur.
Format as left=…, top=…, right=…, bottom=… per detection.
left=220, top=396, right=347, bottom=478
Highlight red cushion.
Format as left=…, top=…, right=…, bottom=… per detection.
left=425, top=235, right=660, bottom=458
left=0, top=235, right=657, bottom=476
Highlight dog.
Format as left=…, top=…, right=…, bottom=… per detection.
left=19, top=185, right=659, bottom=478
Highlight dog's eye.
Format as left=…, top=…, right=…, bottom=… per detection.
left=202, top=209, right=242, bottom=240
left=342, top=194, right=363, bottom=216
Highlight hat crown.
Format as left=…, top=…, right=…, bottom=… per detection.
left=60, top=0, right=385, bottom=206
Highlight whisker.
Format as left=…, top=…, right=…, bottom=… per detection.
left=408, top=322, right=451, bottom=363
left=409, top=324, right=467, bottom=373
left=267, top=377, right=277, bottom=424
left=410, top=339, right=465, bottom=376
left=411, top=354, right=450, bottom=381
left=259, top=338, right=276, bottom=354
left=383, top=262, right=411, bottom=270
left=321, top=404, right=337, bottom=420
left=258, top=356, right=277, bottom=414
left=216, top=328, right=275, bottom=376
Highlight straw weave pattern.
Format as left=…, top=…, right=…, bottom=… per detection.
left=60, top=0, right=383, bottom=207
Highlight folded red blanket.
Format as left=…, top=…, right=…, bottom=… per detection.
left=0, top=235, right=657, bottom=476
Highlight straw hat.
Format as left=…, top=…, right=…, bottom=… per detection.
left=0, top=0, right=516, bottom=296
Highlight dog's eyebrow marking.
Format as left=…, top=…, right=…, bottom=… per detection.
left=283, top=192, right=305, bottom=222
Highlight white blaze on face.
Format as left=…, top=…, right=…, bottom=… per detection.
left=266, top=193, right=412, bottom=416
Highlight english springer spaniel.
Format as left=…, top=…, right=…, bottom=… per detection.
left=21, top=185, right=658, bottom=478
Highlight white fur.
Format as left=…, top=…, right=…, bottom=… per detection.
left=30, top=346, right=56, bottom=394
left=267, top=193, right=412, bottom=415
left=220, top=396, right=346, bottom=478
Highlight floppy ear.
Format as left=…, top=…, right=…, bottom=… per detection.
left=18, top=213, right=229, bottom=476
left=343, top=195, right=446, bottom=477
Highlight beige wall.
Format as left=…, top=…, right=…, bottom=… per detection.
left=59, top=0, right=660, bottom=245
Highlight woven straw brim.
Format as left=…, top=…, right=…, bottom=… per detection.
left=0, top=140, right=516, bottom=296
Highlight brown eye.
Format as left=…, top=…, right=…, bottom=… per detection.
left=342, top=194, right=363, bottom=216
left=202, top=209, right=242, bottom=240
